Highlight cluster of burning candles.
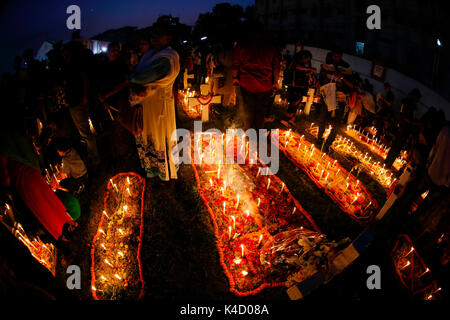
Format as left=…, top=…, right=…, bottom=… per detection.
left=332, top=136, right=396, bottom=189
left=1, top=203, right=56, bottom=275
left=345, top=124, right=390, bottom=159
left=91, top=174, right=143, bottom=299
left=44, top=162, right=64, bottom=191
left=279, top=129, right=375, bottom=218
left=393, top=235, right=442, bottom=300
left=179, top=89, right=202, bottom=119
left=194, top=132, right=302, bottom=289
left=307, top=124, right=406, bottom=185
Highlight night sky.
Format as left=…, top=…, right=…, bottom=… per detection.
left=0, top=0, right=253, bottom=74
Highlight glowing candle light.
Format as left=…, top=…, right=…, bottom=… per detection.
left=280, top=182, right=285, bottom=192
left=241, top=270, right=248, bottom=276
left=114, top=274, right=121, bottom=280
left=245, top=210, right=250, bottom=217
left=231, top=215, right=236, bottom=229
left=236, top=194, right=240, bottom=209
left=233, top=258, right=241, bottom=264
left=223, top=201, right=226, bottom=215
left=118, top=228, right=124, bottom=235
left=418, top=268, right=430, bottom=277
left=364, top=201, right=372, bottom=211
left=257, top=198, right=261, bottom=207
left=258, top=234, right=263, bottom=245
left=118, top=251, right=124, bottom=258
left=101, top=243, right=106, bottom=250
left=266, top=178, right=271, bottom=190
left=292, top=207, right=297, bottom=214
left=104, top=259, right=113, bottom=267
left=127, top=187, right=131, bottom=196
left=217, top=161, right=221, bottom=178
left=256, top=167, right=261, bottom=177
left=228, top=226, right=232, bottom=238
left=103, top=210, right=108, bottom=218
left=209, top=178, right=213, bottom=187
left=406, top=247, right=415, bottom=256
left=100, top=275, right=107, bottom=281
left=123, top=205, right=128, bottom=213
left=400, top=260, right=410, bottom=270
left=127, top=177, right=130, bottom=185
left=99, top=229, right=105, bottom=235
left=240, top=244, right=245, bottom=257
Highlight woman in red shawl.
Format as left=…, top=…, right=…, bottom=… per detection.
left=0, top=126, right=74, bottom=241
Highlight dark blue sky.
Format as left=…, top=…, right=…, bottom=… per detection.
left=0, top=0, right=253, bottom=74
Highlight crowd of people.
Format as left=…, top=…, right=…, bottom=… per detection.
left=0, top=20, right=448, bottom=274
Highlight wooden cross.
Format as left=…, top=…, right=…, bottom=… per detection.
left=187, top=84, right=221, bottom=122
left=183, top=68, right=195, bottom=90
left=302, top=88, right=320, bottom=116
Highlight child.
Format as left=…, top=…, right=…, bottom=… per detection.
left=54, top=139, right=87, bottom=194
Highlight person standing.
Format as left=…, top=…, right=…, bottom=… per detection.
left=232, top=22, right=280, bottom=135
left=62, top=41, right=100, bottom=166
left=283, top=49, right=316, bottom=125
left=317, top=47, right=353, bottom=153
left=128, top=22, right=180, bottom=181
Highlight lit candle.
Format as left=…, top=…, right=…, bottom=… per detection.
left=258, top=234, right=263, bottom=246
left=223, top=201, right=226, bottom=215
left=240, top=244, right=245, bottom=257
left=228, top=226, right=232, bottom=238
left=418, top=268, right=430, bottom=278
left=127, top=187, right=131, bottom=196
left=236, top=194, right=240, bottom=209
left=406, top=247, right=415, bottom=256
left=209, top=178, right=213, bottom=187
left=257, top=198, right=261, bottom=207
left=245, top=210, right=250, bottom=217
left=127, top=177, right=130, bottom=185
left=231, top=215, right=236, bottom=229
left=280, top=182, right=285, bottom=192
left=267, top=178, right=271, bottom=190
left=400, top=260, right=410, bottom=270
left=104, top=259, right=113, bottom=267
left=292, top=207, right=297, bottom=214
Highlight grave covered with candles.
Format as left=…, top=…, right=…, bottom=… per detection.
left=90, top=172, right=145, bottom=300
left=276, top=129, right=378, bottom=222
left=191, top=132, right=345, bottom=296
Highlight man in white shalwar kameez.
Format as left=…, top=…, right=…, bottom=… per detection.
left=128, top=23, right=180, bottom=180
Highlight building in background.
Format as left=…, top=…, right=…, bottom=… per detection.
left=254, top=0, right=449, bottom=103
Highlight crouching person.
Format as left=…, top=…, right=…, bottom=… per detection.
left=55, top=138, right=88, bottom=195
